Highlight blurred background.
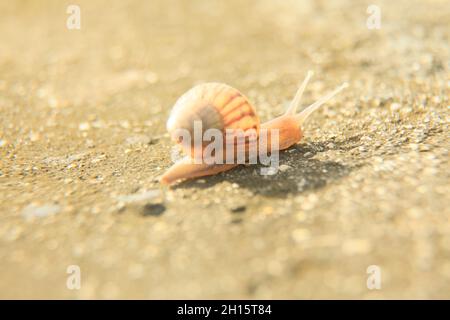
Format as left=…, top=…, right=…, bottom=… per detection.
left=0, top=0, right=449, bottom=298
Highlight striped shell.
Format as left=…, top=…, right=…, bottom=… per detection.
left=167, top=83, right=260, bottom=156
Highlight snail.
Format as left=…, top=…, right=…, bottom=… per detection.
left=160, top=71, right=348, bottom=185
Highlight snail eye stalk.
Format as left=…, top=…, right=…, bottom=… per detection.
left=295, top=82, right=348, bottom=126
left=285, top=70, right=314, bottom=116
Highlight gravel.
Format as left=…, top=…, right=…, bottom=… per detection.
left=0, top=0, right=448, bottom=299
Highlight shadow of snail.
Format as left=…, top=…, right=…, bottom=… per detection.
left=174, top=136, right=363, bottom=198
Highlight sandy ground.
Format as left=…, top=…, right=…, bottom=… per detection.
left=0, top=0, right=449, bottom=299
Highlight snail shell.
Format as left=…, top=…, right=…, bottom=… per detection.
left=166, top=83, right=260, bottom=157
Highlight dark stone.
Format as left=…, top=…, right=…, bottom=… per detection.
left=230, top=205, right=246, bottom=213
left=142, top=203, right=166, bottom=217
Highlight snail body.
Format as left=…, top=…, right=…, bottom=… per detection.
left=161, top=71, right=347, bottom=185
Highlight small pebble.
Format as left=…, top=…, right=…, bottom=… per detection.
left=116, top=190, right=160, bottom=203
left=230, top=205, right=246, bottom=213
left=358, top=146, right=367, bottom=152
left=125, top=134, right=151, bottom=145
left=142, top=203, right=166, bottom=216
left=390, top=103, right=401, bottom=112
left=29, top=132, right=40, bottom=142
left=86, top=139, right=96, bottom=148
left=278, top=164, right=292, bottom=172
left=79, top=122, right=90, bottom=131
left=119, top=120, right=131, bottom=129
left=22, top=204, right=61, bottom=219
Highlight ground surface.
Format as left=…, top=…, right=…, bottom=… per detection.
left=0, top=0, right=449, bottom=299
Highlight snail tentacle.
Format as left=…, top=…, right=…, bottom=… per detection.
left=295, top=82, right=348, bottom=126
left=285, top=70, right=314, bottom=115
